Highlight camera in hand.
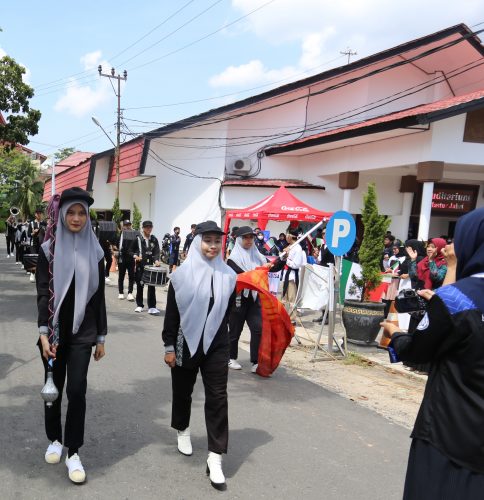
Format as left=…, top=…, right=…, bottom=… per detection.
left=394, top=289, right=427, bottom=313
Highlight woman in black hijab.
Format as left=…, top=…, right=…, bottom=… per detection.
left=382, top=207, right=484, bottom=499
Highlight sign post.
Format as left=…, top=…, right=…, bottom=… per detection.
left=324, top=211, right=356, bottom=355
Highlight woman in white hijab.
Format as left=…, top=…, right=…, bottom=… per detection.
left=226, top=226, right=275, bottom=372
left=163, top=221, right=236, bottom=491
left=36, top=187, right=107, bottom=484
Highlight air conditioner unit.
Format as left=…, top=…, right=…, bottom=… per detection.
left=231, top=158, right=251, bottom=174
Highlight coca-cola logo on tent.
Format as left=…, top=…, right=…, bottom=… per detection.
left=281, top=205, right=309, bottom=212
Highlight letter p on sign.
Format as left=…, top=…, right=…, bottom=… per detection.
left=325, top=211, right=356, bottom=256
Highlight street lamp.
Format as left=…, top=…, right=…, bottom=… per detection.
left=91, top=116, right=119, bottom=200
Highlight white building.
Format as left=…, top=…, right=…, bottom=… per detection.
left=44, top=23, right=484, bottom=242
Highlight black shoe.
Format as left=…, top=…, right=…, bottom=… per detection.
left=312, top=316, right=323, bottom=324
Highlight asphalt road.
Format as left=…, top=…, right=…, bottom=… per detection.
left=0, top=254, right=411, bottom=500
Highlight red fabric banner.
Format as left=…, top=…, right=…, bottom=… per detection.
left=236, top=267, right=295, bottom=377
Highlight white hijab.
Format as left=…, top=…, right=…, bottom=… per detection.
left=41, top=200, right=104, bottom=334
left=228, top=236, right=266, bottom=299
left=170, top=234, right=236, bottom=357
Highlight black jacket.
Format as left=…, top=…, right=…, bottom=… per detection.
left=36, top=246, right=107, bottom=345
left=390, top=283, right=484, bottom=473
left=131, top=234, right=160, bottom=266
left=162, top=282, right=234, bottom=366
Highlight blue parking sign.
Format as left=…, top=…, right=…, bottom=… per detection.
left=325, top=211, right=356, bottom=256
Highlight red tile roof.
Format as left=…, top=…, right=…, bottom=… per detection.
left=266, top=89, right=484, bottom=155
left=223, top=178, right=325, bottom=190
left=106, top=139, right=144, bottom=183
left=56, top=151, right=94, bottom=168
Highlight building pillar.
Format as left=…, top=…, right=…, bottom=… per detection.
left=416, top=162, right=444, bottom=241
left=399, top=175, right=417, bottom=241
left=338, top=171, right=359, bottom=212
left=342, top=189, right=351, bottom=211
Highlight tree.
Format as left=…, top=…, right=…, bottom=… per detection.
left=0, top=56, right=41, bottom=145
left=111, top=198, right=122, bottom=228
left=0, top=147, right=43, bottom=218
left=351, top=183, right=391, bottom=301
left=132, top=202, right=142, bottom=230
left=54, top=147, right=77, bottom=163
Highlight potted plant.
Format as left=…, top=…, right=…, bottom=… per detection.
left=343, top=183, right=390, bottom=345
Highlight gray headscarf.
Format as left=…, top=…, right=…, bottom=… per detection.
left=170, top=235, right=236, bottom=357
left=41, top=200, right=104, bottom=334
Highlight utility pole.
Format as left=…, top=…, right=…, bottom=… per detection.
left=340, top=47, right=357, bottom=65
left=98, top=66, right=127, bottom=201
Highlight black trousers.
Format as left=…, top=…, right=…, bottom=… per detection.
left=6, top=234, right=14, bottom=254
left=229, top=295, right=262, bottom=364
left=118, top=259, right=135, bottom=294
left=40, top=343, right=92, bottom=450
left=135, top=266, right=156, bottom=308
left=104, top=252, right=112, bottom=278
left=171, top=341, right=229, bottom=454
left=15, top=242, right=21, bottom=262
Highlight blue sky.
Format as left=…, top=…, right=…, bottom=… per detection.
left=0, top=0, right=482, bottom=160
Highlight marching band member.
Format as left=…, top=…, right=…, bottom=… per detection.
left=162, top=221, right=236, bottom=491
left=169, top=226, right=181, bottom=273
left=28, top=208, right=46, bottom=282
left=133, top=220, right=161, bottom=314
left=226, top=226, right=282, bottom=372
left=36, top=187, right=107, bottom=484
left=117, top=219, right=136, bottom=301
left=5, top=214, right=16, bottom=258
left=15, top=219, right=27, bottom=265
left=182, top=223, right=197, bottom=258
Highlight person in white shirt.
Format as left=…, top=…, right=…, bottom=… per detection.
left=282, top=229, right=306, bottom=324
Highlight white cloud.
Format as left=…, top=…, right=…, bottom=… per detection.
left=213, top=0, right=483, bottom=89
left=54, top=50, right=114, bottom=117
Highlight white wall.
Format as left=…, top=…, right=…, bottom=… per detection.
left=91, top=156, right=132, bottom=211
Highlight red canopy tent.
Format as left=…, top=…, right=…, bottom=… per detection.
left=223, top=186, right=333, bottom=240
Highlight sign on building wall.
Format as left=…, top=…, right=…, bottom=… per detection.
left=431, top=183, right=479, bottom=215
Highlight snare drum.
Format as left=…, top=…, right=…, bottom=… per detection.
left=142, top=266, right=167, bottom=287
left=23, top=253, right=38, bottom=272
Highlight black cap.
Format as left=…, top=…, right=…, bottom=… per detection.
left=234, top=226, right=255, bottom=238
left=35, top=207, right=44, bottom=214
left=194, top=220, right=225, bottom=235
left=123, top=219, right=132, bottom=226
left=142, top=220, right=153, bottom=227
left=288, top=229, right=299, bottom=238
left=59, top=187, right=94, bottom=207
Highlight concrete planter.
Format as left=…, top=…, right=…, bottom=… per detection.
left=342, top=300, right=385, bottom=345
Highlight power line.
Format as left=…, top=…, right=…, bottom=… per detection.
left=127, top=0, right=277, bottom=72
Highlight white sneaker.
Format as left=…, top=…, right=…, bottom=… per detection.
left=251, top=363, right=258, bottom=374
left=206, top=452, right=226, bottom=490
left=20, top=265, right=24, bottom=269
left=10, top=253, right=14, bottom=257
left=105, top=277, right=111, bottom=283
left=135, top=306, right=144, bottom=313
left=177, top=428, right=192, bottom=456
left=6, top=254, right=10, bottom=258
left=29, top=273, right=35, bottom=282
left=228, top=359, right=242, bottom=370
left=45, top=440, right=63, bottom=464
left=118, top=293, right=124, bottom=300
left=65, top=453, right=86, bottom=483
left=148, top=307, right=160, bottom=315
left=127, top=293, right=135, bottom=301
